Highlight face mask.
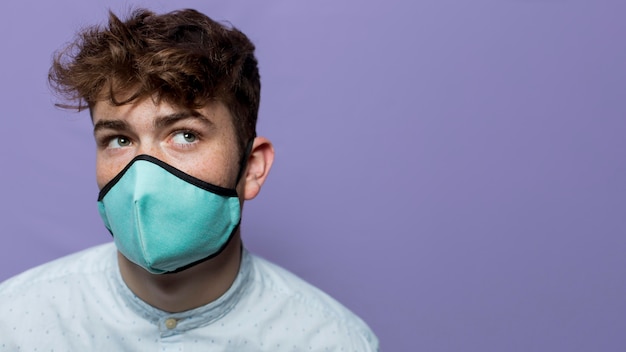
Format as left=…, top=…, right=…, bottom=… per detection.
left=97, top=154, right=242, bottom=274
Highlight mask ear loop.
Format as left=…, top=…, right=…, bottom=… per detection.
left=234, top=133, right=257, bottom=185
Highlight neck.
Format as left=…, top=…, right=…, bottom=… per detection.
left=117, top=233, right=243, bottom=313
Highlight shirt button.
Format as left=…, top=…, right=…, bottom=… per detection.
left=165, top=318, right=178, bottom=329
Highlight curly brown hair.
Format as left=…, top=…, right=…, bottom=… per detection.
left=49, top=8, right=260, bottom=151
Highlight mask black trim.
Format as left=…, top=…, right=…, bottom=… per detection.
left=98, top=154, right=238, bottom=201
left=104, top=219, right=241, bottom=274
left=165, top=220, right=241, bottom=274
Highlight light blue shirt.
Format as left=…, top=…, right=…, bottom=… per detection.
left=0, top=243, right=378, bottom=351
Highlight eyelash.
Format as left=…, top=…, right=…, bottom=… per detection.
left=170, top=129, right=202, bottom=148
left=96, top=128, right=204, bottom=150
left=97, top=135, right=130, bottom=148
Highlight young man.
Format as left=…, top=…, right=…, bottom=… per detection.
left=0, top=8, right=378, bottom=351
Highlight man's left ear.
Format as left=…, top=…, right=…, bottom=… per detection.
left=239, top=136, right=274, bottom=200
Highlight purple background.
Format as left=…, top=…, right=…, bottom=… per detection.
left=1, top=1, right=625, bottom=350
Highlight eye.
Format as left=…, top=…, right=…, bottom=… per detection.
left=172, top=131, right=198, bottom=144
left=107, top=136, right=131, bottom=148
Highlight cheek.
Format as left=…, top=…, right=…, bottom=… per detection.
left=185, top=147, right=240, bottom=188
left=96, top=168, right=111, bottom=190
left=186, top=156, right=233, bottom=187
left=96, top=158, right=122, bottom=190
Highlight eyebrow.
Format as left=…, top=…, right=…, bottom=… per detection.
left=93, top=111, right=212, bottom=135
left=93, top=119, right=129, bottom=134
left=153, top=111, right=212, bottom=129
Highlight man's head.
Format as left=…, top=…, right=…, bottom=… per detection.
left=49, top=8, right=274, bottom=202
left=49, top=8, right=260, bottom=153
left=50, top=8, right=274, bottom=276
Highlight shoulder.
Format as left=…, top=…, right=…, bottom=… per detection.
left=243, top=253, right=380, bottom=351
left=250, top=254, right=356, bottom=317
left=0, top=241, right=117, bottom=302
left=0, top=242, right=116, bottom=295
left=0, top=243, right=118, bottom=347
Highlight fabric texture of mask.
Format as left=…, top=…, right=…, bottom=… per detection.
left=97, top=155, right=241, bottom=274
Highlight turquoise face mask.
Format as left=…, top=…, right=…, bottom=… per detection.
left=97, top=155, right=242, bottom=274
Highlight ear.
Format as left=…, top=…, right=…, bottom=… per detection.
left=238, top=136, right=274, bottom=201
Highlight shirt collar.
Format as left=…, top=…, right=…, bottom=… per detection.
left=111, top=247, right=253, bottom=337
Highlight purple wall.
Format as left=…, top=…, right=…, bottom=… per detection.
left=1, top=1, right=625, bottom=350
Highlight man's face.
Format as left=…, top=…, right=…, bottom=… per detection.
left=92, top=98, right=241, bottom=191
